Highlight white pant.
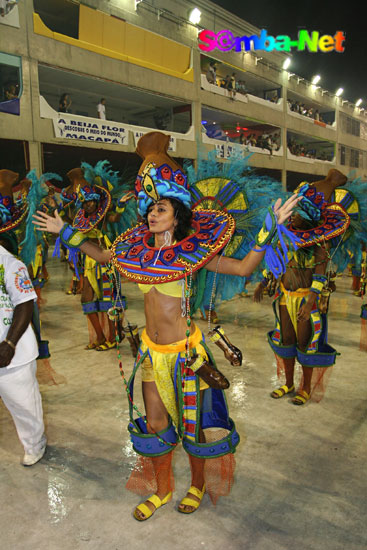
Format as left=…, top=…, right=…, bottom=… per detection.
left=0, top=360, right=46, bottom=454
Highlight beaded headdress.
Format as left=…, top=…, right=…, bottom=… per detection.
left=135, top=132, right=191, bottom=216
left=64, top=167, right=111, bottom=233
left=288, top=170, right=350, bottom=247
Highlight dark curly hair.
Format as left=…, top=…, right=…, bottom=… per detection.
left=169, top=198, right=193, bottom=241
left=145, top=198, right=192, bottom=242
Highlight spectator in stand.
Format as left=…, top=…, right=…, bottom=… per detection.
left=258, top=133, right=273, bottom=156
left=314, top=110, right=320, bottom=121
left=227, top=73, right=236, bottom=100
left=4, top=83, right=18, bottom=101
left=206, top=62, right=217, bottom=85
left=236, top=80, right=247, bottom=96
left=271, top=133, right=280, bottom=151
left=97, top=98, right=106, bottom=120
left=220, top=77, right=227, bottom=89
left=58, top=93, right=72, bottom=113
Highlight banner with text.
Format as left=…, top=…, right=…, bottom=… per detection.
left=53, top=114, right=129, bottom=146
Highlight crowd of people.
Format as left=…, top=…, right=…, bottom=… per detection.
left=205, top=63, right=282, bottom=105
left=287, top=138, right=333, bottom=161
left=287, top=99, right=331, bottom=124
left=239, top=132, right=280, bottom=155
left=206, top=63, right=247, bottom=99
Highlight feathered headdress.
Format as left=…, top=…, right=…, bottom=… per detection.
left=20, top=170, right=63, bottom=266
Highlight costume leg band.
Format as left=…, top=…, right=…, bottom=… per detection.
left=82, top=301, right=99, bottom=314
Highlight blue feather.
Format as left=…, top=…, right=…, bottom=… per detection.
left=20, top=171, right=62, bottom=266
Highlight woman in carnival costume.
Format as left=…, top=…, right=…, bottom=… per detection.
left=57, top=163, right=135, bottom=351
left=0, top=169, right=28, bottom=249
left=254, top=169, right=358, bottom=405
left=34, top=132, right=299, bottom=520
left=314, top=174, right=367, bottom=352
left=339, top=177, right=367, bottom=351
left=59, top=171, right=83, bottom=294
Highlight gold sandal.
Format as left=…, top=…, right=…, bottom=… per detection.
left=95, top=341, right=117, bottom=351
left=85, top=341, right=105, bottom=350
left=271, top=384, right=295, bottom=399
left=133, top=492, right=172, bottom=521
left=292, top=390, right=310, bottom=405
left=178, top=485, right=205, bottom=514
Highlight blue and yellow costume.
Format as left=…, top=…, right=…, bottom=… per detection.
left=59, top=131, right=295, bottom=510
left=57, top=165, right=130, bottom=345
left=267, top=177, right=352, bottom=403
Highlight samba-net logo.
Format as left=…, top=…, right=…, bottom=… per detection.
left=198, top=29, right=345, bottom=53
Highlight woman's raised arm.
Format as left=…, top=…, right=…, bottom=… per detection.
left=33, top=209, right=111, bottom=263
left=205, top=193, right=300, bottom=277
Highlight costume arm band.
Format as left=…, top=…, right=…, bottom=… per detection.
left=53, top=225, right=89, bottom=280
left=254, top=208, right=277, bottom=247
left=115, top=200, right=126, bottom=215
left=59, top=224, right=89, bottom=249
left=252, top=207, right=299, bottom=279
left=310, top=274, right=327, bottom=294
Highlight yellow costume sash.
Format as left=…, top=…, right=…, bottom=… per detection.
left=140, top=325, right=208, bottom=427
left=279, top=282, right=309, bottom=336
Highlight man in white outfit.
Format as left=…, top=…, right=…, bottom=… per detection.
left=97, top=98, right=106, bottom=120
left=0, top=234, right=46, bottom=466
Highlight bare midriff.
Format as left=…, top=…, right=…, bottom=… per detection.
left=143, top=287, right=195, bottom=345
left=282, top=259, right=313, bottom=291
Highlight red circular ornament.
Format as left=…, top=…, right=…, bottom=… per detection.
left=174, top=173, right=185, bottom=186
left=161, top=166, right=172, bottom=180
left=162, top=249, right=175, bottom=262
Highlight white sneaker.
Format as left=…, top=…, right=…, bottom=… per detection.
left=22, top=446, right=46, bottom=467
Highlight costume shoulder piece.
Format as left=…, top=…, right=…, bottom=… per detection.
left=111, top=208, right=235, bottom=283
left=288, top=178, right=350, bottom=248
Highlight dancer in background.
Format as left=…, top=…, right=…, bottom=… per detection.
left=255, top=170, right=351, bottom=405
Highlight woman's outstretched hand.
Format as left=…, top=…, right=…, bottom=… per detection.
left=273, top=194, right=301, bottom=225
left=33, top=209, right=64, bottom=234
